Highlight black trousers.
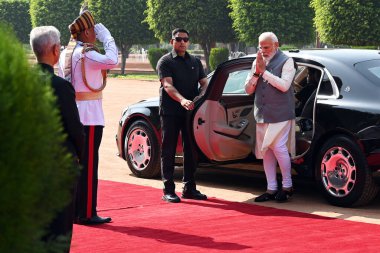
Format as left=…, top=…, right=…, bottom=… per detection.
left=43, top=161, right=79, bottom=253
left=76, top=125, right=103, bottom=219
left=160, top=115, right=197, bottom=193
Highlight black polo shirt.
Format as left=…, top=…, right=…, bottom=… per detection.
left=157, top=50, right=206, bottom=116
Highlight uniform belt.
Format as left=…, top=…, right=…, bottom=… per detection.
left=75, top=91, right=103, bottom=101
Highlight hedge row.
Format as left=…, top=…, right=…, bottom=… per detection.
left=209, top=47, right=229, bottom=71
left=0, top=25, right=75, bottom=253
left=0, top=0, right=31, bottom=43
left=148, top=48, right=168, bottom=71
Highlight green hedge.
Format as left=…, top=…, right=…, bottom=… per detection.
left=280, top=44, right=299, bottom=51
left=0, top=25, right=75, bottom=253
left=147, top=48, right=168, bottom=71
left=351, top=45, right=378, bottom=50
left=30, top=0, right=82, bottom=46
left=209, top=47, right=229, bottom=71
left=0, top=0, right=31, bottom=43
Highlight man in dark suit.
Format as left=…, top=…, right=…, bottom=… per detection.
left=30, top=26, right=85, bottom=252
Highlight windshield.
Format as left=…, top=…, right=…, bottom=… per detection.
left=354, top=59, right=380, bottom=86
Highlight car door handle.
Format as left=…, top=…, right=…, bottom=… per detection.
left=198, top=117, right=205, bottom=125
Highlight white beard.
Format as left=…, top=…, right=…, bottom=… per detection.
left=263, top=49, right=277, bottom=64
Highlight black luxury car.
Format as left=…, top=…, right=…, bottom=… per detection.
left=116, top=49, right=380, bottom=207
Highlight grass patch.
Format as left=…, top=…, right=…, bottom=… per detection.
left=108, top=73, right=158, bottom=81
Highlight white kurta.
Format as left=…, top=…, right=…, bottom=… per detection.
left=255, top=120, right=296, bottom=159
left=245, top=56, right=296, bottom=159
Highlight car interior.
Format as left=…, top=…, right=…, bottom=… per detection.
left=293, top=65, right=322, bottom=156
left=193, top=67, right=255, bottom=162
left=294, top=66, right=321, bottom=117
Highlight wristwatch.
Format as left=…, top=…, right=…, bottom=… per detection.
left=253, top=72, right=261, bottom=78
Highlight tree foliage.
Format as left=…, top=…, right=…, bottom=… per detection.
left=88, top=0, right=157, bottom=74
left=311, top=0, right=380, bottom=46
left=30, top=0, right=83, bottom=45
left=145, top=0, right=236, bottom=72
left=209, top=47, right=229, bottom=71
left=229, top=0, right=314, bottom=47
left=0, top=0, right=31, bottom=43
left=147, top=48, right=168, bottom=71
left=0, top=25, right=75, bottom=253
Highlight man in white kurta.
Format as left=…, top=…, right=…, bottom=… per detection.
left=245, top=32, right=296, bottom=202
left=59, top=10, right=118, bottom=224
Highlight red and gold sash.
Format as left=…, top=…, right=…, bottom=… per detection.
left=81, top=43, right=107, bottom=92
left=63, top=41, right=107, bottom=92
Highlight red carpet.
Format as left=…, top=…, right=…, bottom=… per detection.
left=71, top=180, right=380, bottom=253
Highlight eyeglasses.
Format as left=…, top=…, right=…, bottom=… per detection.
left=174, top=37, right=189, bottom=42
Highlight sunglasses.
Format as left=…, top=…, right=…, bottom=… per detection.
left=174, top=37, right=189, bottom=42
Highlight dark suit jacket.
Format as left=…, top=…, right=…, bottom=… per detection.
left=38, top=63, right=84, bottom=160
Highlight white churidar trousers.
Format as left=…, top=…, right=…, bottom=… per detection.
left=255, top=120, right=294, bottom=191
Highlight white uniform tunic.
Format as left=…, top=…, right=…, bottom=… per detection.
left=59, top=38, right=118, bottom=126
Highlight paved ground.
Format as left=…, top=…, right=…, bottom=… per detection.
left=99, top=78, right=380, bottom=225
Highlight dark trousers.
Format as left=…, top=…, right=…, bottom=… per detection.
left=43, top=162, right=79, bottom=253
left=160, top=115, right=197, bottom=193
left=76, top=125, right=103, bottom=219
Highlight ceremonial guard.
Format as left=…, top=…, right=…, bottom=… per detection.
left=59, top=9, right=118, bottom=224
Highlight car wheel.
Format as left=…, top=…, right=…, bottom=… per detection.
left=315, top=135, right=379, bottom=207
left=124, top=120, right=161, bottom=178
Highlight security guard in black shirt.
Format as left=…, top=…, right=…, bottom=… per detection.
left=156, top=28, right=208, bottom=203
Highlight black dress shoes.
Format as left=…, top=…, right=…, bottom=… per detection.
left=77, top=215, right=112, bottom=225
left=275, top=188, right=294, bottom=202
left=162, top=193, right=181, bottom=203
left=254, top=192, right=277, bottom=202
left=182, top=189, right=207, bottom=200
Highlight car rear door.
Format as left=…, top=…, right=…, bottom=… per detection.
left=192, top=58, right=256, bottom=162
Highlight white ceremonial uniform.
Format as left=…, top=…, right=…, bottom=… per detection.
left=59, top=31, right=118, bottom=126
left=59, top=23, right=119, bottom=221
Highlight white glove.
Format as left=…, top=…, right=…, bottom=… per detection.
left=94, top=23, right=112, bottom=43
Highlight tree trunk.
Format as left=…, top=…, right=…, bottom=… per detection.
left=120, top=44, right=131, bottom=75
left=315, top=31, right=321, bottom=48
left=200, top=42, right=211, bottom=74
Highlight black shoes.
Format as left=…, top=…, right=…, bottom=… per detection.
left=77, top=215, right=112, bottom=225
left=162, top=193, right=181, bottom=203
left=275, top=189, right=294, bottom=202
left=255, top=188, right=294, bottom=203
left=254, top=192, right=277, bottom=202
left=162, top=189, right=207, bottom=203
left=182, top=189, right=207, bottom=200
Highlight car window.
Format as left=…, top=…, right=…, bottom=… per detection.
left=222, top=69, right=250, bottom=94
left=354, top=59, right=380, bottom=86
left=318, top=73, right=334, bottom=96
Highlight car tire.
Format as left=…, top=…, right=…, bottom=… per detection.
left=124, top=120, right=161, bottom=178
left=315, top=135, right=379, bottom=207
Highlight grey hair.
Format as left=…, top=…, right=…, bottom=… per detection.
left=30, top=26, right=60, bottom=58
left=259, top=32, right=278, bottom=43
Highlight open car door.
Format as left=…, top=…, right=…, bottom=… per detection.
left=192, top=58, right=256, bottom=162
left=293, top=63, right=323, bottom=157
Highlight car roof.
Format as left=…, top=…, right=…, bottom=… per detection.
left=244, top=49, right=380, bottom=67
